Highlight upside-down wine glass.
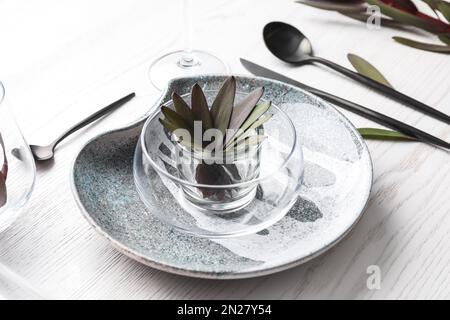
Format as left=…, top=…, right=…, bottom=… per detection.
left=0, top=81, right=36, bottom=233
left=0, top=81, right=39, bottom=299
left=148, top=0, right=229, bottom=90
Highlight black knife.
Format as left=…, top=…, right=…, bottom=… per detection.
left=240, top=58, right=450, bottom=150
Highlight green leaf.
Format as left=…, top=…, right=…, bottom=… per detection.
left=172, top=92, right=194, bottom=123
left=295, top=0, right=365, bottom=13
left=393, top=36, right=450, bottom=53
left=226, top=87, right=264, bottom=144
left=357, top=128, right=418, bottom=141
left=235, top=134, right=267, bottom=149
left=422, top=0, right=441, bottom=18
left=438, top=33, right=450, bottom=45
left=159, top=118, right=201, bottom=150
left=227, top=135, right=267, bottom=155
left=347, top=53, right=392, bottom=87
left=237, top=101, right=271, bottom=137
left=225, top=113, right=272, bottom=150
left=160, top=107, right=195, bottom=145
left=191, top=83, right=213, bottom=130
left=365, top=0, right=448, bottom=34
left=161, top=106, right=192, bottom=131
left=210, top=76, right=236, bottom=140
left=437, top=1, right=450, bottom=23
left=422, top=0, right=440, bottom=10
left=159, top=117, right=181, bottom=133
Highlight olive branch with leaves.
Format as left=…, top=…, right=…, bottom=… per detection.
left=296, top=0, right=450, bottom=53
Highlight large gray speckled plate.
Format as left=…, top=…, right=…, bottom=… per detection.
left=71, top=75, right=373, bottom=279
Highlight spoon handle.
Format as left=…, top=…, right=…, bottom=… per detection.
left=309, top=56, right=450, bottom=125
left=51, top=93, right=135, bottom=149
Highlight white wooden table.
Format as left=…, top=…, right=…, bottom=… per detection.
left=0, top=0, right=449, bottom=299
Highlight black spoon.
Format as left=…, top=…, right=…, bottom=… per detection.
left=263, top=21, right=450, bottom=125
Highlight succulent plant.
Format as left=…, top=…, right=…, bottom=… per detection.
left=159, top=76, right=272, bottom=156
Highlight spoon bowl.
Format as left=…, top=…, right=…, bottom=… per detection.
left=30, top=145, right=55, bottom=161
left=262, top=21, right=450, bottom=124
left=263, top=21, right=313, bottom=65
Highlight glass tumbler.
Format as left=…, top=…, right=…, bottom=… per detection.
left=0, top=82, right=36, bottom=232
left=134, top=89, right=304, bottom=238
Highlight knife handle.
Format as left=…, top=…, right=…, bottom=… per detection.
left=310, top=56, right=450, bottom=125
left=308, top=88, right=450, bottom=150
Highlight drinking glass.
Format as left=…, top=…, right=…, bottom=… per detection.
left=148, top=0, right=229, bottom=90
left=0, top=81, right=36, bottom=233
left=134, top=90, right=303, bottom=238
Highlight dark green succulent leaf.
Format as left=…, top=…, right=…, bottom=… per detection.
left=160, top=109, right=195, bottom=147
left=172, top=92, right=194, bottom=123
left=366, top=0, right=447, bottom=34
left=438, top=1, right=450, bottom=23
left=245, top=112, right=272, bottom=130
left=357, top=127, right=418, bottom=141
left=162, top=78, right=272, bottom=153
left=230, top=135, right=267, bottom=153
left=161, top=106, right=193, bottom=131
left=159, top=117, right=181, bottom=134
left=347, top=53, right=392, bottom=87
left=225, top=87, right=264, bottom=145
left=295, top=0, right=365, bottom=12
left=393, top=36, right=450, bottom=53
left=159, top=118, right=200, bottom=150
left=339, top=12, right=406, bottom=29
left=226, top=113, right=272, bottom=149
left=237, top=101, right=271, bottom=138
left=191, top=83, right=213, bottom=130
left=210, top=76, right=236, bottom=140
left=438, top=33, right=450, bottom=44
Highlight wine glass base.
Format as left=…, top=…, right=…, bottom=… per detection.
left=148, top=50, right=229, bottom=90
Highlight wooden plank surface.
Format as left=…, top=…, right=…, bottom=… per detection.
left=0, top=0, right=449, bottom=299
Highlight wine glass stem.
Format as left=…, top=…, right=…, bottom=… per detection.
left=179, top=0, right=198, bottom=68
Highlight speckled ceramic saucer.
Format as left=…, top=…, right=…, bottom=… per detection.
left=71, top=75, right=372, bottom=279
